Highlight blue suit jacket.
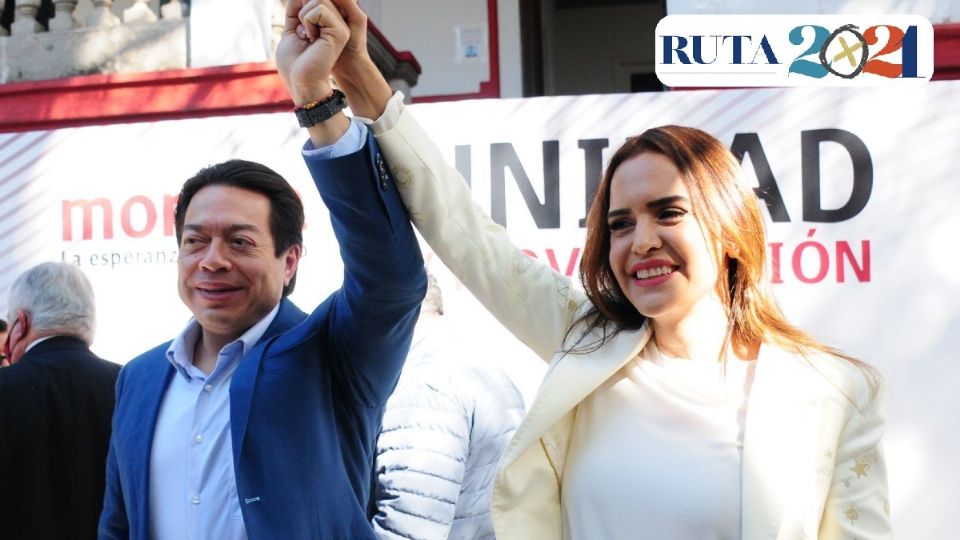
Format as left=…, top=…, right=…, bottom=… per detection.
left=98, top=131, right=427, bottom=539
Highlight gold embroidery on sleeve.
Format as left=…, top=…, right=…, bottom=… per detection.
left=850, top=452, right=874, bottom=478
left=391, top=164, right=412, bottom=188
left=845, top=505, right=860, bottom=524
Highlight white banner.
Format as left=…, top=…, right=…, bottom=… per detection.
left=1, top=83, right=958, bottom=537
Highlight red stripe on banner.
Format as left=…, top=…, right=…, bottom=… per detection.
left=712, top=90, right=785, bottom=138
left=0, top=133, right=28, bottom=155
left=0, top=234, right=50, bottom=281
left=0, top=132, right=53, bottom=160
left=0, top=185, right=47, bottom=236
left=0, top=148, right=49, bottom=191
left=540, top=97, right=576, bottom=133
left=0, top=132, right=68, bottom=191
left=658, top=90, right=731, bottom=129
left=592, top=94, right=636, bottom=136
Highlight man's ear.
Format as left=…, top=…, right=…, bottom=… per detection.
left=283, top=245, right=303, bottom=287
left=10, top=310, right=28, bottom=340
left=3, top=310, right=30, bottom=365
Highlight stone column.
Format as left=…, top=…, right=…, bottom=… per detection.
left=124, top=0, right=157, bottom=24
left=271, top=0, right=285, bottom=53
left=11, top=0, right=43, bottom=35
left=49, top=0, right=79, bottom=32
left=86, top=0, right=119, bottom=28
left=161, top=0, right=185, bottom=20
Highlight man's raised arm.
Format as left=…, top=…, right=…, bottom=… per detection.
left=276, top=0, right=426, bottom=407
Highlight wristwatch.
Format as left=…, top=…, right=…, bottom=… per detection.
left=294, top=89, right=348, bottom=128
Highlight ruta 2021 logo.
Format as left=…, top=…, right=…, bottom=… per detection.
left=655, top=15, right=933, bottom=87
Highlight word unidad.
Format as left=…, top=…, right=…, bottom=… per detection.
left=61, top=129, right=871, bottom=242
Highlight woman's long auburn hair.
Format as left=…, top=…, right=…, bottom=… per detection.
left=575, top=125, right=877, bottom=389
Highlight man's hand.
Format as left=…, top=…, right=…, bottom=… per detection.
left=276, top=0, right=350, bottom=106
left=276, top=0, right=352, bottom=146
left=327, top=0, right=370, bottom=86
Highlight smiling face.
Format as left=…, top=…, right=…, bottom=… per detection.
left=606, top=152, right=722, bottom=328
left=178, top=185, right=300, bottom=343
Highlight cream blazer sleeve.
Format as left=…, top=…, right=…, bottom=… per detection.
left=368, top=94, right=586, bottom=363
left=820, top=379, right=891, bottom=539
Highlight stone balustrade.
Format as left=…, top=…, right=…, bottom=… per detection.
left=1, top=0, right=190, bottom=83
left=0, top=0, right=418, bottom=99
left=2, top=0, right=186, bottom=36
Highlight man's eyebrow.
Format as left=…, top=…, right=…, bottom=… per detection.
left=182, top=223, right=261, bottom=233
left=226, top=224, right=261, bottom=233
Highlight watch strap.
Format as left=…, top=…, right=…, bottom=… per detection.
left=294, top=89, right=348, bottom=128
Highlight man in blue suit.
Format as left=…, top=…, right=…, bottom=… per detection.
left=98, top=2, right=426, bottom=538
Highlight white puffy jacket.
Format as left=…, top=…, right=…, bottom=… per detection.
left=372, top=319, right=526, bottom=540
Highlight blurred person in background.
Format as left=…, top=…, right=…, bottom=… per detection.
left=0, top=262, right=120, bottom=540
left=372, top=273, right=525, bottom=539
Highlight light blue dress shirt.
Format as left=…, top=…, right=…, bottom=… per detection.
left=149, top=304, right=278, bottom=540
left=147, top=117, right=367, bottom=540
left=303, top=118, right=367, bottom=157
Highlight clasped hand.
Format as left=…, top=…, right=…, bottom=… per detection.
left=276, top=0, right=365, bottom=107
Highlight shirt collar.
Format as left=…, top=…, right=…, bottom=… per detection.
left=165, top=302, right=281, bottom=381
left=24, top=335, right=57, bottom=353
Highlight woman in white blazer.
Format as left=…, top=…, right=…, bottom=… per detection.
left=312, top=4, right=890, bottom=538
left=376, top=105, right=890, bottom=540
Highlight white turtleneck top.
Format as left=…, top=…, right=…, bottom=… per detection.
left=561, top=344, right=756, bottom=540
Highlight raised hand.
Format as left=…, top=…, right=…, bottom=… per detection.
left=326, top=0, right=370, bottom=84
left=276, top=0, right=350, bottom=106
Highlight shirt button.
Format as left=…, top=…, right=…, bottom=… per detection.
left=191, top=495, right=201, bottom=505
left=204, top=384, right=213, bottom=393
left=194, top=434, right=204, bottom=444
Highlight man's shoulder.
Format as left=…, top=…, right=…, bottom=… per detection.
left=0, top=339, right=120, bottom=389
left=0, top=355, right=42, bottom=385
left=262, top=297, right=327, bottom=353
left=90, top=352, right=122, bottom=377
left=123, top=341, right=173, bottom=376
left=132, top=340, right=173, bottom=360
left=66, top=344, right=122, bottom=378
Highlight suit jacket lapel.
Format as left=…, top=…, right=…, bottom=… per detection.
left=230, top=299, right=306, bottom=460
left=500, top=323, right=652, bottom=468
left=127, top=353, right=175, bottom=530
